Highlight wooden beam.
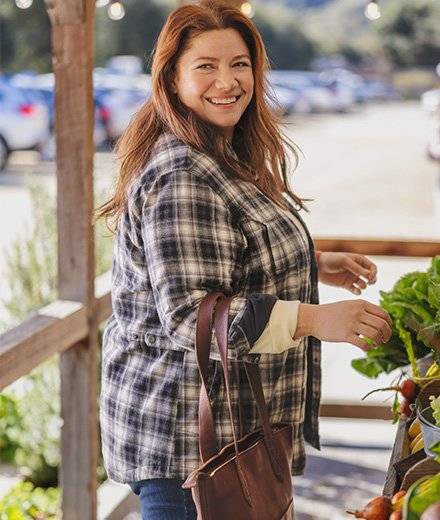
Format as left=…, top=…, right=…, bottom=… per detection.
left=45, top=0, right=98, bottom=517
left=95, top=271, right=111, bottom=325
left=320, top=402, right=392, bottom=421
left=314, top=238, right=440, bottom=258
left=0, top=301, right=86, bottom=391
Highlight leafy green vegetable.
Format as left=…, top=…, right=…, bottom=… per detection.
left=430, top=395, right=440, bottom=427
left=352, top=256, right=440, bottom=379
left=429, top=440, right=440, bottom=464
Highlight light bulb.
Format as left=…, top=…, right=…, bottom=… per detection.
left=108, top=1, right=125, bottom=20
left=240, top=2, right=255, bottom=18
left=364, top=2, right=381, bottom=21
left=15, top=0, right=33, bottom=8
left=96, top=0, right=110, bottom=7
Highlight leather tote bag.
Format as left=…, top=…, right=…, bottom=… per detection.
left=182, top=292, right=294, bottom=520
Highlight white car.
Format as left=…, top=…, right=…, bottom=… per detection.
left=421, top=89, right=440, bottom=161
left=0, top=80, right=50, bottom=171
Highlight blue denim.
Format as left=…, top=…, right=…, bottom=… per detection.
left=128, top=478, right=198, bottom=520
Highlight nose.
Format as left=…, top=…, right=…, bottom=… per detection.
left=214, top=68, right=239, bottom=91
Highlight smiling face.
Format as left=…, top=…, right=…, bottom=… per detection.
left=172, top=28, right=254, bottom=140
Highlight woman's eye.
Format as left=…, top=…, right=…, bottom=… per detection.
left=234, top=62, right=250, bottom=68
left=198, top=64, right=214, bottom=70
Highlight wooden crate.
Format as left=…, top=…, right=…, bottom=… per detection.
left=383, top=380, right=440, bottom=496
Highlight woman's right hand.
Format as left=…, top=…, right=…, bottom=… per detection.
left=295, top=300, right=393, bottom=351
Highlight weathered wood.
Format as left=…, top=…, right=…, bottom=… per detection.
left=400, top=457, right=440, bottom=491
left=95, top=271, right=112, bottom=325
left=0, top=301, right=86, bottom=391
left=97, top=480, right=140, bottom=520
left=46, top=0, right=97, bottom=517
left=314, top=238, right=440, bottom=258
left=320, top=402, right=392, bottom=420
left=383, top=419, right=409, bottom=496
left=45, top=0, right=85, bottom=26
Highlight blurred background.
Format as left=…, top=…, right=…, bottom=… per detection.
left=0, top=0, right=440, bottom=518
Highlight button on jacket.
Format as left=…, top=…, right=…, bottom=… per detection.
left=100, top=132, right=321, bottom=483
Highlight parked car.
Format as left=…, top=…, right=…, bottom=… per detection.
left=0, top=78, right=50, bottom=171
left=10, top=73, right=110, bottom=158
left=93, top=71, right=150, bottom=141
left=269, top=70, right=339, bottom=113
left=319, top=69, right=367, bottom=104
left=105, top=55, right=143, bottom=76
left=421, top=88, right=440, bottom=161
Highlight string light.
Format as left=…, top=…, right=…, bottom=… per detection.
left=108, top=1, right=125, bottom=20
left=96, top=0, right=110, bottom=7
left=240, top=2, right=255, bottom=18
left=364, top=1, right=381, bottom=21
left=15, top=0, right=33, bottom=9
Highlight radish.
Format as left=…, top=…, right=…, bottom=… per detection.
left=347, top=496, right=392, bottom=519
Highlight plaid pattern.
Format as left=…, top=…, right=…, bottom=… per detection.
left=100, top=132, right=321, bottom=483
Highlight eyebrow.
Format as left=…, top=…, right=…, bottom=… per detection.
left=192, top=54, right=251, bottom=63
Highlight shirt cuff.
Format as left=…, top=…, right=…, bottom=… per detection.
left=249, top=300, right=301, bottom=354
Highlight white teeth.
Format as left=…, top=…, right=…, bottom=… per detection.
left=208, top=96, right=237, bottom=105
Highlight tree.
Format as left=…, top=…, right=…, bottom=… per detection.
left=253, top=3, right=316, bottom=70
left=377, top=0, right=440, bottom=68
left=95, top=0, right=172, bottom=70
left=0, top=0, right=51, bottom=73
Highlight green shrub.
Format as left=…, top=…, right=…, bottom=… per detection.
left=0, top=482, right=60, bottom=520
left=0, top=182, right=113, bottom=489
left=393, top=68, right=438, bottom=99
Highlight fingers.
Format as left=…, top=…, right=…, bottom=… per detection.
left=345, top=255, right=377, bottom=285
left=356, top=322, right=388, bottom=347
left=360, top=313, right=393, bottom=343
left=343, top=274, right=368, bottom=295
left=363, top=300, right=393, bottom=328
left=351, top=334, right=374, bottom=351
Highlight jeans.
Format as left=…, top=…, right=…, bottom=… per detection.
left=128, top=478, right=198, bottom=520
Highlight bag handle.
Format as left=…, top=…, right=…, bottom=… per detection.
left=196, top=291, right=224, bottom=461
left=196, top=293, right=246, bottom=461
left=214, top=296, right=285, bottom=483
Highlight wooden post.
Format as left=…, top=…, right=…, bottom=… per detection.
left=44, top=1, right=98, bottom=518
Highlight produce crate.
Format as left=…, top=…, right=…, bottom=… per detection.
left=383, top=379, right=440, bottom=496
left=383, top=419, right=440, bottom=495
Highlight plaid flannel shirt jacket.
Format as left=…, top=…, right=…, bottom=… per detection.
left=100, top=132, right=321, bottom=483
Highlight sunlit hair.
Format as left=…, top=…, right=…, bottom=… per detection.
left=97, top=0, right=307, bottom=228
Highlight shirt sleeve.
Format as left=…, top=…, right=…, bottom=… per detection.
left=140, top=168, right=277, bottom=361
left=248, top=300, right=301, bottom=354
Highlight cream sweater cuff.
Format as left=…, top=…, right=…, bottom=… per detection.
left=249, top=300, right=301, bottom=354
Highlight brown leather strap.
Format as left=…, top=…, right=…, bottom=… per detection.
left=215, top=296, right=284, bottom=482
left=196, top=292, right=224, bottom=462
left=233, top=361, right=244, bottom=438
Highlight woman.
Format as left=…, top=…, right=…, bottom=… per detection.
left=98, top=1, right=392, bottom=518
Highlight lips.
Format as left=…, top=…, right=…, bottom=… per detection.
left=206, top=94, right=242, bottom=105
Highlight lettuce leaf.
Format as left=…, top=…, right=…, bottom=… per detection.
left=352, top=256, right=440, bottom=379
left=430, top=395, right=440, bottom=427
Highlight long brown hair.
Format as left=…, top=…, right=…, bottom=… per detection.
left=97, top=0, right=306, bottom=227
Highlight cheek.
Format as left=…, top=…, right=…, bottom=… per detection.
left=178, top=74, right=211, bottom=101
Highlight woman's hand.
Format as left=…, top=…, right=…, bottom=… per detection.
left=295, top=300, right=392, bottom=351
left=317, top=252, right=377, bottom=295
